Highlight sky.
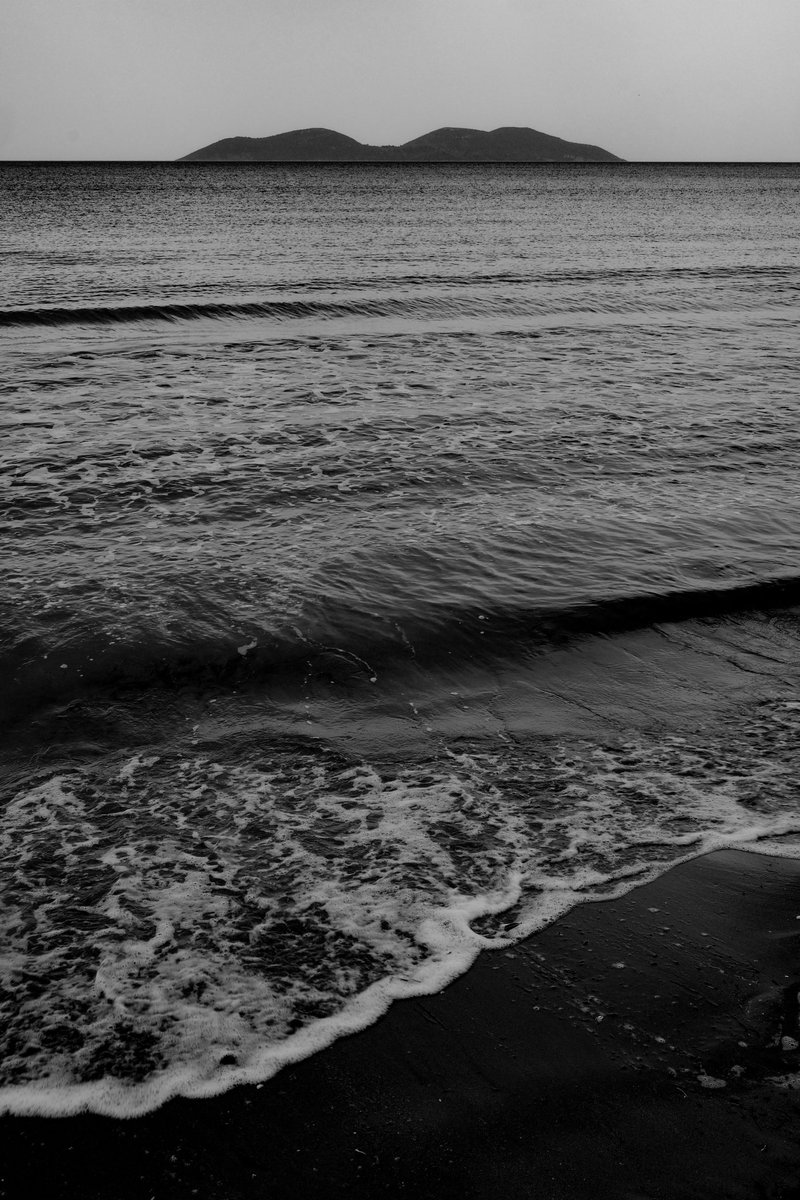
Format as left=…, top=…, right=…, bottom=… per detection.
left=2, top=0, right=799, bottom=161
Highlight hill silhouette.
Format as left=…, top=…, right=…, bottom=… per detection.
left=181, top=126, right=622, bottom=163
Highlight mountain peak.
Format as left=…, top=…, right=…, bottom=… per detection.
left=180, top=125, right=623, bottom=163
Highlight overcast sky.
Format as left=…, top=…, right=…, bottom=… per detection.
left=2, top=0, right=799, bottom=161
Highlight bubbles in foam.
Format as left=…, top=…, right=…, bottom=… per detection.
left=1, top=696, right=800, bottom=1116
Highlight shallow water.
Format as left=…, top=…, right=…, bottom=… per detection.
left=1, top=162, right=799, bottom=1115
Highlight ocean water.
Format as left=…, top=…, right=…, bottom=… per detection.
left=1, top=161, right=800, bottom=1116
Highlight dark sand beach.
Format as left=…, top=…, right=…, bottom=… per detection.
left=2, top=847, right=799, bottom=1200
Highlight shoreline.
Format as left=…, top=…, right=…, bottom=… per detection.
left=2, top=847, right=800, bottom=1199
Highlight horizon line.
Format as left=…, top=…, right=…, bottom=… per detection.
left=2, top=158, right=800, bottom=165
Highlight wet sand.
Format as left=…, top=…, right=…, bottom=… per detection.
left=2, top=847, right=800, bottom=1199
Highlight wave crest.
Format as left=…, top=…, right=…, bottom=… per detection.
left=3, top=574, right=799, bottom=722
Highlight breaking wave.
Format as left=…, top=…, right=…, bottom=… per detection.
left=3, top=574, right=800, bottom=722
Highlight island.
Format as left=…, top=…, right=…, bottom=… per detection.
left=180, top=125, right=623, bottom=163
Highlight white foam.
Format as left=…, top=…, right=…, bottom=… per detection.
left=2, top=700, right=800, bottom=1117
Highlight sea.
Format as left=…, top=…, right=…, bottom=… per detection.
left=1, top=161, right=800, bottom=1117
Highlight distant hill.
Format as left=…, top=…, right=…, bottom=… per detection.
left=180, top=126, right=623, bottom=163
